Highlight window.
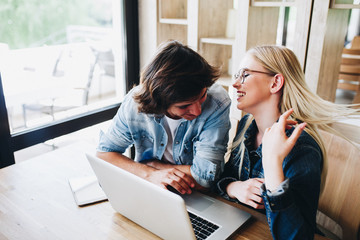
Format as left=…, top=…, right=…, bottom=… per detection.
left=1, top=0, right=125, bottom=132
left=0, top=0, right=139, bottom=168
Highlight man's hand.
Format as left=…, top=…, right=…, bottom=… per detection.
left=144, top=159, right=207, bottom=193
left=145, top=167, right=195, bottom=194
left=226, top=178, right=265, bottom=209
left=96, top=153, right=197, bottom=195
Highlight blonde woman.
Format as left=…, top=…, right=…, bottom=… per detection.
left=215, top=45, right=359, bottom=239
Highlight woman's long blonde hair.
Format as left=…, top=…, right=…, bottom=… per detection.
left=232, top=45, right=359, bottom=192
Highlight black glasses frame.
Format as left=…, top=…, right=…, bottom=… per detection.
left=234, top=68, right=275, bottom=84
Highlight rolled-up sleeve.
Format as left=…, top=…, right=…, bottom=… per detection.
left=97, top=92, right=135, bottom=153
left=261, top=143, right=322, bottom=240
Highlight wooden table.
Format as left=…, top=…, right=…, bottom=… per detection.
left=0, top=141, right=329, bottom=240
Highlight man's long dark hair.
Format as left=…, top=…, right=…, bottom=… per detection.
left=133, top=40, right=220, bottom=114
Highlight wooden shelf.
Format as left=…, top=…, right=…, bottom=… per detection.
left=330, top=4, right=360, bottom=9
left=250, top=0, right=295, bottom=7
left=159, top=18, right=188, bottom=25
left=200, top=37, right=235, bottom=46
left=140, top=0, right=327, bottom=124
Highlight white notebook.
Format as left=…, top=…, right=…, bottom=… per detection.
left=68, top=175, right=108, bottom=206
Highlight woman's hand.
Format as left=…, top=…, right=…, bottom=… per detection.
left=262, top=109, right=306, bottom=191
left=226, top=178, right=265, bottom=209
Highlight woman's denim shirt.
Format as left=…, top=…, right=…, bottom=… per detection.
left=216, top=115, right=323, bottom=240
left=97, top=84, right=231, bottom=188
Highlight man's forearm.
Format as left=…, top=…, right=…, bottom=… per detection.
left=96, top=151, right=156, bottom=179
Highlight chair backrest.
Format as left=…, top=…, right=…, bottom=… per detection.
left=318, top=129, right=360, bottom=240
left=351, top=35, right=360, bottom=49
left=337, top=48, right=360, bottom=96
left=82, top=51, right=99, bottom=105
left=96, top=49, right=115, bottom=77
left=83, top=46, right=115, bottom=105
left=343, top=48, right=360, bottom=56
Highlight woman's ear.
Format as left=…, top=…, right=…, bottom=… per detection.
left=270, top=74, right=284, bottom=94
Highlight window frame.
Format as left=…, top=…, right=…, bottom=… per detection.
left=0, top=0, right=139, bottom=168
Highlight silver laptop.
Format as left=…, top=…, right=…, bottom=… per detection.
left=86, top=153, right=251, bottom=240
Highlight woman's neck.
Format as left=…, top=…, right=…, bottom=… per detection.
left=252, top=107, right=281, bottom=148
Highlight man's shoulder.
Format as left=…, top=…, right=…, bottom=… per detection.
left=121, top=86, right=140, bottom=107
left=206, top=84, right=231, bottom=107
left=208, top=84, right=230, bottom=99
left=118, top=86, right=145, bottom=118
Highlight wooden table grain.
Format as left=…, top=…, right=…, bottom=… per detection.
left=0, top=141, right=329, bottom=240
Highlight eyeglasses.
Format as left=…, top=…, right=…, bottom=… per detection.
left=234, top=68, right=275, bottom=84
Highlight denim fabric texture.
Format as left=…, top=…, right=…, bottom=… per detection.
left=215, top=114, right=323, bottom=240
left=97, top=84, right=231, bottom=188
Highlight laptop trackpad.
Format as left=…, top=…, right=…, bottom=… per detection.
left=183, top=193, right=214, bottom=212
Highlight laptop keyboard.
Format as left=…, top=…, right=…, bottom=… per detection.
left=188, top=211, right=219, bottom=240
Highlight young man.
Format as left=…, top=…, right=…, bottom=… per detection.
left=97, top=41, right=231, bottom=194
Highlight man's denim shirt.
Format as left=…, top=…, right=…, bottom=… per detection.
left=97, top=84, right=231, bottom=188
left=216, top=115, right=323, bottom=240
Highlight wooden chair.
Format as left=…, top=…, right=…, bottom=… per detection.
left=317, top=129, right=360, bottom=240
left=350, top=35, right=360, bottom=49
left=337, top=48, right=360, bottom=104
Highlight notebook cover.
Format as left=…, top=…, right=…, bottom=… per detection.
left=68, top=175, right=108, bottom=206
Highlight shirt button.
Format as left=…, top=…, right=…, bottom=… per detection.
left=161, top=143, right=164, bottom=146
left=175, top=141, right=179, bottom=144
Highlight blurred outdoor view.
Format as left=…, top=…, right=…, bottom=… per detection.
left=0, top=0, right=125, bottom=133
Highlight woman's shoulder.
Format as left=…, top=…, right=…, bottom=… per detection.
left=237, top=114, right=251, bottom=129
left=285, top=128, right=323, bottom=165
left=294, top=129, right=320, bottom=150
left=236, top=114, right=256, bottom=135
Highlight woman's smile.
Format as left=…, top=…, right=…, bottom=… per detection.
left=237, top=91, right=246, bottom=100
